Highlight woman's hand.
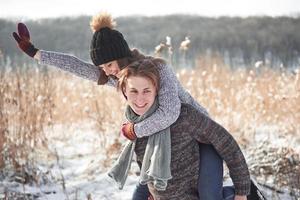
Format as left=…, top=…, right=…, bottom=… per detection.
left=12, top=23, right=39, bottom=58
left=234, top=195, right=247, bottom=200
left=121, top=122, right=137, bottom=140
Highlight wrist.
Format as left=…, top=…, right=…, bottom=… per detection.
left=234, top=195, right=247, bottom=200
left=122, top=122, right=136, bottom=140
left=34, top=50, right=41, bottom=60
left=27, top=44, right=39, bottom=57
left=127, top=123, right=136, bottom=140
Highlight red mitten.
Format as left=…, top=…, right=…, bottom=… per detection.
left=148, top=194, right=154, bottom=200
left=12, top=23, right=38, bottom=57
left=121, top=122, right=137, bottom=141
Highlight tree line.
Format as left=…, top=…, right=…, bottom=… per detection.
left=1, top=15, right=300, bottom=68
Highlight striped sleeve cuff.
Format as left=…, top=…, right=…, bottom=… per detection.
left=234, top=179, right=251, bottom=195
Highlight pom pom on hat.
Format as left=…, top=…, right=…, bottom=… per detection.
left=90, top=12, right=131, bottom=66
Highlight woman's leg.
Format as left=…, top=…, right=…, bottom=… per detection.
left=223, top=186, right=235, bottom=200
left=132, top=161, right=151, bottom=200
left=198, top=143, right=224, bottom=200
left=132, top=182, right=150, bottom=200
left=198, top=143, right=235, bottom=200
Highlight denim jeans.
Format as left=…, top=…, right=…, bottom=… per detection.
left=132, top=183, right=150, bottom=200
left=198, top=143, right=235, bottom=200
left=132, top=143, right=235, bottom=200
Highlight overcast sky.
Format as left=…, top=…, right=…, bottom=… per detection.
left=1, top=0, right=300, bottom=20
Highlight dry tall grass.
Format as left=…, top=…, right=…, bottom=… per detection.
left=179, top=56, right=300, bottom=144
left=0, top=68, right=54, bottom=172
left=0, top=67, right=125, bottom=173
left=1, top=58, right=299, bottom=174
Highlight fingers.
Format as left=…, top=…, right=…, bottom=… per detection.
left=12, top=32, right=21, bottom=43
left=17, top=23, right=30, bottom=41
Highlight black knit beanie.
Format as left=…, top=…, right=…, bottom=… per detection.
left=90, top=27, right=131, bottom=66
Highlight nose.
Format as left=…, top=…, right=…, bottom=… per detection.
left=135, top=94, right=145, bottom=104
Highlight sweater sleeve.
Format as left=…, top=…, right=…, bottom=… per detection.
left=177, top=83, right=209, bottom=116
left=39, top=50, right=116, bottom=87
left=191, top=109, right=251, bottom=195
left=134, top=64, right=181, bottom=137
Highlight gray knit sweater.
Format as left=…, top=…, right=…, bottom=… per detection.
left=40, top=50, right=208, bottom=137
left=135, top=103, right=251, bottom=199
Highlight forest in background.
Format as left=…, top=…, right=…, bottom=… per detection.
left=1, top=14, right=300, bottom=199
left=1, top=15, right=300, bottom=68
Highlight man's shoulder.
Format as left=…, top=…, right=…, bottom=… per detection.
left=180, top=103, right=197, bottom=114
left=178, top=103, right=208, bottom=123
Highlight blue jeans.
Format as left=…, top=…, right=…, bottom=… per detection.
left=132, top=143, right=235, bottom=200
left=132, top=183, right=150, bottom=200
left=198, top=143, right=235, bottom=200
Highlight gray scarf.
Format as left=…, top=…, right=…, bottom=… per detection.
left=108, top=98, right=172, bottom=191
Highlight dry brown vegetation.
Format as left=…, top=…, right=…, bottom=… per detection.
left=0, top=67, right=125, bottom=174
left=0, top=68, right=54, bottom=171
left=0, top=57, right=299, bottom=197
left=181, top=56, right=300, bottom=142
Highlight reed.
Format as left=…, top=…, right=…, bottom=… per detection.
left=1, top=58, right=299, bottom=172
left=0, top=67, right=54, bottom=171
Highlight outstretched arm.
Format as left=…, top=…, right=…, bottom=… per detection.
left=133, top=64, right=181, bottom=137
left=40, top=50, right=117, bottom=86
left=12, top=23, right=116, bottom=87
left=39, top=50, right=101, bottom=83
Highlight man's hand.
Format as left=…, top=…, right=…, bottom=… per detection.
left=234, top=195, right=247, bottom=200
left=12, top=23, right=39, bottom=57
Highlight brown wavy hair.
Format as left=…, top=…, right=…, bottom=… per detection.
left=117, top=58, right=161, bottom=98
left=98, top=48, right=166, bottom=85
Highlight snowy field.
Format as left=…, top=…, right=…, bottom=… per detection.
left=1, top=122, right=299, bottom=200
left=1, top=123, right=139, bottom=200
left=1, top=66, right=299, bottom=199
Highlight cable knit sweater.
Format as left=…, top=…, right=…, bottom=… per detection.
left=39, top=50, right=208, bottom=137
left=135, top=103, right=251, bottom=200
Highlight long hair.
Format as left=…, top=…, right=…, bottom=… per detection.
left=98, top=48, right=166, bottom=85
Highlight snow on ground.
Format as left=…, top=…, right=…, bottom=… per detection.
left=254, top=124, right=300, bottom=152
left=1, top=122, right=298, bottom=199
left=2, top=122, right=139, bottom=200
left=42, top=122, right=140, bottom=200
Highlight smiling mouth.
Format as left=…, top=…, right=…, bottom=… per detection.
left=134, top=103, right=147, bottom=109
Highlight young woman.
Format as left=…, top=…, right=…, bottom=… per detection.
left=13, top=12, right=236, bottom=200
left=116, top=59, right=250, bottom=200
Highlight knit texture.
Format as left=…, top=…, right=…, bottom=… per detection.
left=108, top=98, right=172, bottom=190
left=39, top=50, right=251, bottom=197
left=39, top=50, right=209, bottom=136
left=90, top=27, right=131, bottom=66
left=135, top=103, right=251, bottom=200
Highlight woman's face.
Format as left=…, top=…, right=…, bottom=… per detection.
left=124, top=76, right=157, bottom=116
left=100, top=60, right=121, bottom=78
